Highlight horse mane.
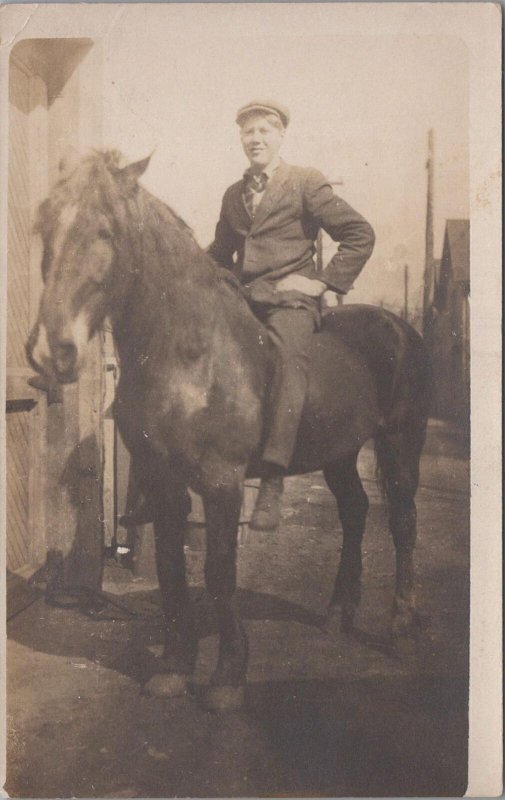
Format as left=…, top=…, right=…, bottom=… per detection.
left=34, top=148, right=251, bottom=330
left=35, top=149, right=195, bottom=242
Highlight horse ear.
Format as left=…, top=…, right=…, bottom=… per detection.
left=119, top=154, right=152, bottom=191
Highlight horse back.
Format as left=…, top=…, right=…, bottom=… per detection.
left=284, top=305, right=430, bottom=474
left=320, top=304, right=431, bottom=425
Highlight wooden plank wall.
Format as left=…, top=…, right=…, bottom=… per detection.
left=7, top=60, right=37, bottom=575
left=6, top=56, right=49, bottom=616
left=7, top=39, right=104, bottom=614
left=43, top=42, right=105, bottom=597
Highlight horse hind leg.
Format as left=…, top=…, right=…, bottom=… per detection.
left=323, top=455, right=369, bottom=633
left=374, top=427, right=425, bottom=641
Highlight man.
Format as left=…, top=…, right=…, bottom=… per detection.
left=208, top=99, right=375, bottom=531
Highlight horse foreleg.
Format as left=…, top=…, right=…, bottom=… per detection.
left=144, top=484, right=197, bottom=698
left=323, top=456, right=369, bottom=633
left=202, top=481, right=247, bottom=711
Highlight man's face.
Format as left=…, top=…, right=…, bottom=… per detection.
left=240, top=114, right=284, bottom=170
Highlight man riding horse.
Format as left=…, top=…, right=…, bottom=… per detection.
left=121, top=99, right=375, bottom=533
left=28, top=141, right=429, bottom=708
left=208, top=100, right=375, bottom=530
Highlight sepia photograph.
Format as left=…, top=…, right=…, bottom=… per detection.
left=1, top=3, right=501, bottom=798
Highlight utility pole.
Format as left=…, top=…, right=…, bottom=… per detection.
left=422, top=130, right=434, bottom=336
left=317, top=178, right=344, bottom=304
left=404, top=264, right=409, bottom=321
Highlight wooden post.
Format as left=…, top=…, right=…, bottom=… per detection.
left=404, top=264, right=409, bottom=321
left=422, top=130, right=434, bottom=336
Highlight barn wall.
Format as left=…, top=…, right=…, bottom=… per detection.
left=6, top=54, right=50, bottom=616
left=43, top=41, right=106, bottom=595
left=7, top=60, right=36, bottom=574
left=450, top=282, right=470, bottom=422
left=7, top=39, right=105, bottom=612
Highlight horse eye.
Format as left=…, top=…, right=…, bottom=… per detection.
left=97, top=228, right=112, bottom=240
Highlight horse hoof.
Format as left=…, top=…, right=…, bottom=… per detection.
left=391, top=606, right=426, bottom=641
left=322, top=605, right=355, bottom=636
left=204, top=684, right=245, bottom=712
left=391, top=635, right=418, bottom=659
left=144, top=673, right=188, bottom=698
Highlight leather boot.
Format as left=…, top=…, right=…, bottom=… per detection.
left=249, top=474, right=284, bottom=532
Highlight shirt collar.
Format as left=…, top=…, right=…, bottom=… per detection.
left=244, top=156, right=282, bottom=181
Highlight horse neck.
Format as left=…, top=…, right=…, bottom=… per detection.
left=111, top=189, right=221, bottom=370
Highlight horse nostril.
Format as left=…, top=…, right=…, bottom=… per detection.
left=54, top=339, right=77, bottom=371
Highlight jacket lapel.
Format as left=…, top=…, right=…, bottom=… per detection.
left=249, top=161, right=291, bottom=233
left=227, top=180, right=253, bottom=231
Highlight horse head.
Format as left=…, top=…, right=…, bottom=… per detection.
left=26, top=150, right=151, bottom=383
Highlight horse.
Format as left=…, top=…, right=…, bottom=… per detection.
left=27, top=150, right=431, bottom=711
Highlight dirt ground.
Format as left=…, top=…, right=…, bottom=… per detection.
left=6, top=422, right=469, bottom=798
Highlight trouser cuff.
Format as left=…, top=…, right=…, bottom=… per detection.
left=262, top=448, right=292, bottom=470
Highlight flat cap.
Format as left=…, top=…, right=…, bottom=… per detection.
left=236, top=99, right=290, bottom=128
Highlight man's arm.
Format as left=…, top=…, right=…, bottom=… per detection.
left=302, top=168, right=375, bottom=294
left=207, top=194, right=240, bottom=270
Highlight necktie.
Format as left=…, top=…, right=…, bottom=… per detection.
left=244, top=172, right=268, bottom=218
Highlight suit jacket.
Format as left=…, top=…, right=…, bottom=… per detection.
left=207, top=161, right=375, bottom=294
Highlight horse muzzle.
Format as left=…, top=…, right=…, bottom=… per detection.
left=26, top=322, right=80, bottom=384
left=52, top=339, right=79, bottom=383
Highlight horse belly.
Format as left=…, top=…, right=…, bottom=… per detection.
left=290, top=333, right=380, bottom=472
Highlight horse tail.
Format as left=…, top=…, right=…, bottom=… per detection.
left=373, top=317, right=432, bottom=503
left=381, top=316, right=432, bottom=434
left=322, top=305, right=431, bottom=501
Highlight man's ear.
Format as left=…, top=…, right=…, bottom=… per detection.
left=118, top=153, right=153, bottom=192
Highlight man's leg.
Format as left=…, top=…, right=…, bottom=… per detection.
left=250, top=304, right=317, bottom=531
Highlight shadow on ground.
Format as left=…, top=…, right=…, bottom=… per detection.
left=7, top=439, right=469, bottom=798
left=7, top=579, right=467, bottom=798
left=8, top=583, right=327, bottom=685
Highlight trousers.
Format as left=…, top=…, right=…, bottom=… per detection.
left=255, top=300, right=319, bottom=469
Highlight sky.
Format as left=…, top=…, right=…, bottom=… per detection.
left=100, top=5, right=469, bottom=312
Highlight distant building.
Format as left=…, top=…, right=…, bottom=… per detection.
left=426, top=219, right=470, bottom=424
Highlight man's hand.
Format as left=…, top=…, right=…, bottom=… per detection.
left=275, top=275, right=327, bottom=297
